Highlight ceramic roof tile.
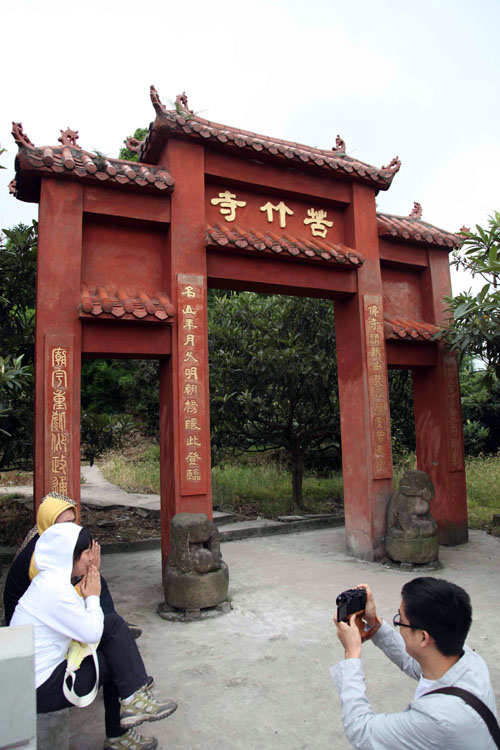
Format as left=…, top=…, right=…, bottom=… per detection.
left=10, top=122, right=174, bottom=203
left=377, top=212, right=459, bottom=248
left=80, top=285, right=175, bottom=322
left=136, top=87, right=401, bottom=191
left=384, top=315, right=442, bottom=341
left=206, top=223, right=363, bottom=266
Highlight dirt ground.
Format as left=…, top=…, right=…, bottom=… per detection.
left=0, top=496, right=160, bottom=548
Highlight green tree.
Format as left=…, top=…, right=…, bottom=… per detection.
left=443, top=212, right=500, bottom=379
left=0, top=223, right=37, bottom=468
left=208, top=292, right=340, bottom=508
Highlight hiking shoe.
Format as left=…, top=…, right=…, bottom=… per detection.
left=120, top=689, right=177, bottom=728
left=104, top=728, right=158, bottom=750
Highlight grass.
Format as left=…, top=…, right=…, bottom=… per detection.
left=211, top=463, right=344, bottom=517
left=100, top=443, right=161, bottom=494
left=88, top=444, right=500, bottom=530
left=464, top=454, right=500, bottom=530
left=100, top=443, right=343, bottom=516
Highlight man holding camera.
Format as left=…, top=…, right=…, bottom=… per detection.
left=331, top=578, right=498, bottom=749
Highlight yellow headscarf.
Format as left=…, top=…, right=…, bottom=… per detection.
left=27, top=493, right=79, bottom=580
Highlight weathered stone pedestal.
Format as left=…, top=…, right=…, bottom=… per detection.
left=159, top=513, right=229, bottom=621
left=385, top=470, right=439, bottom=565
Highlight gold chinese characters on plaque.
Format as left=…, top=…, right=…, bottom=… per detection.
left=210, top=188, right=335, bottom=240
left=178, top=274, right=208, bottom=495
left=444, top=356, right=464, bottom=472
left=363, top=295, right=392, bottom=479
left=48, top=345, right=70, bottom=495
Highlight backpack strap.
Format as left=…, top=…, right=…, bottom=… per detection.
left=425, top=687, right=500, bottom=749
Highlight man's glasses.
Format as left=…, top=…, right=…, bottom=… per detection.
left=393, top=612, right=414, bottom=629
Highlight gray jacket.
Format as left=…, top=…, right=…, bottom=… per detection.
left=330, top=620, right=497, bottom=749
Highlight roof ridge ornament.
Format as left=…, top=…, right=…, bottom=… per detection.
left=332, top=134, right=346, bottom=154
left=58, top=128, right=81, bottom=149
left=150, top=85, right=166, bottom=115
left=125, top=135, right=143, bottom=154
left=12, top=122, right=34, bottom=148
left=409, top=202, right=422, bottom=219
left=175, top=91, right=193, bottom=116
left=381, top=156, right=401, bottom=174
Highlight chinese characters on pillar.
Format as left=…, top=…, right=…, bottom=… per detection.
left=210, top=188, right=335, bottom=238
left=444, top=356, right=464, bottom=472
left=48, top=345, right=70, bottom=495
left=178, top=275, right=208, bottom=495
left=363, top=295, right=392, bottom=479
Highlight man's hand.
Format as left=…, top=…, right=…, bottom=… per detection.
left=356, top=583, right=383, bottom=639
left=88, top=540, right=101, bottom=570
left=80, top=564, right=101, bottom=599
left=334, top=612, right=362, bottom=659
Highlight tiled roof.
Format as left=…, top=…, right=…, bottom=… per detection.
left=80, top=285, right=175, bottom=321
left=206, top=223, right=364, bottom=266
left=384, top=316, right=442, bottom=341
left=137, top=87, right=401, bottom=191
left=10, top=122, right=174, bottom=203
left=377, top=212, right=459, bottom=248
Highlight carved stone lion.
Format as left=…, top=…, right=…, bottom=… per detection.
left=164, top=513, right=229, bottom=610
left=386, top=470, right=439, bottom=564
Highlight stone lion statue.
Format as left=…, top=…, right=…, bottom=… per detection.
left=385, top=470, right=439, bottom=564
left=164, top=513, right=228, bottom=610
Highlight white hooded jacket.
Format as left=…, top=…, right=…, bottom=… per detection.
left=11, top=523, right=104, bottom=687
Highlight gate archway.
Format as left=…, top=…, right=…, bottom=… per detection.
left=10, top=88, right=467, bottom=567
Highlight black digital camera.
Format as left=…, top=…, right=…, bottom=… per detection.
left=336, top=588, right=367, bottom=623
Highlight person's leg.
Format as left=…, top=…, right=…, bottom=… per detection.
left=99, top=613, right=177, bottom=729
left=99, top=613, right=148, bottom=698
left=99, top=575, right=116, bottom=615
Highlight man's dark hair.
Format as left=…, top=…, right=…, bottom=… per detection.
left=73, top=528, right=93, bottom=562
left=401, top=577, right=472, bottom=657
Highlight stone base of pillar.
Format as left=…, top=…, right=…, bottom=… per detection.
left=157, top=599, right=231, bottom=622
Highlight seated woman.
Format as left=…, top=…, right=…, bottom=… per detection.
left=3, top=492, right=141, bottom=639
left=11, top=522, right=177, bottom=750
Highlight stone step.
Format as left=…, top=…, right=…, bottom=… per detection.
left=218, top=515, right=344, bottom=542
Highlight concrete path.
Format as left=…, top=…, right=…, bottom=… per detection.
left=1, top=464, right=162, bottom=512
left=67, top=526, right=500, bottom=750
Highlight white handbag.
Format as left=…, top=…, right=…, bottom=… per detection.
left=63, top=640, right=100, bottom=708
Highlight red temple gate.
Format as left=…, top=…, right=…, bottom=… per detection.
left=10, top=88, right=468, bottom=566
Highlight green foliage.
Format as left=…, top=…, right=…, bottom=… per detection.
left=208, top=292, right=340, bottom=508
left=0, top=355, right=31, bottom=436
left=460, top=363, right=500, bottom=454
left=119, top=127, right=148, bottom=162
left=0, top=223, right=37, bottom=468
left=388, top=370, right=415, bottom=457
left=0, top=143, right=6, bottom=169
left=443, top=212, right=500, bottom=379
left=81, top=412, right=137, bottom=467
left=81, top=359, right=159, bottom=435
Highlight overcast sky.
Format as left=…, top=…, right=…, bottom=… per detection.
left=2, top=0, right=499, bottom=293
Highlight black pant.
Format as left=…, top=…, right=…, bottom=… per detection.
left=37, top=613, right=148, bottom=738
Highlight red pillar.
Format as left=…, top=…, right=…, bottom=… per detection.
left=413, top=247, right=468, bottom=544
left=34, top=180, right=82, bottom=512
left=334, top=184, right=393, bottom=560
left=158, top=139, right=212, bottom=571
